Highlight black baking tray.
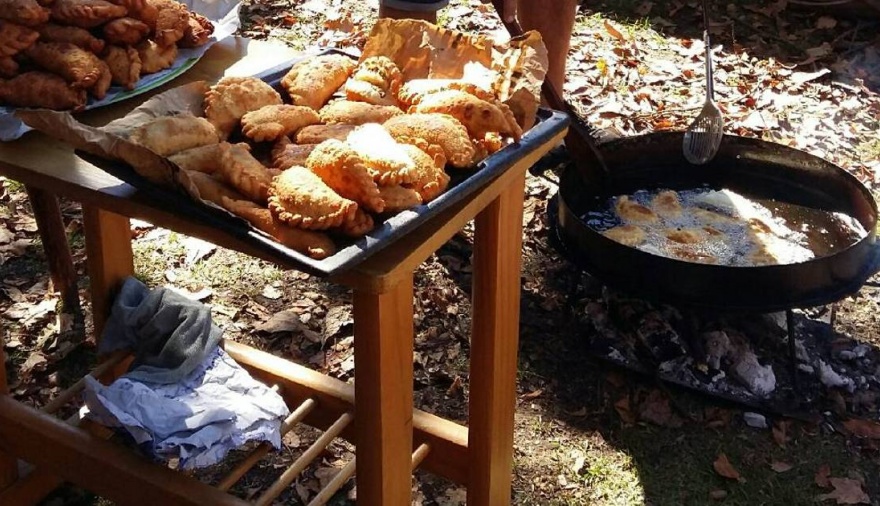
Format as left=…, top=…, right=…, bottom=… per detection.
left=77, top=51, right=571, bottom=277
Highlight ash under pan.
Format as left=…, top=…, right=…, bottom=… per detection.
left=554, top=132, right=880, bottom=312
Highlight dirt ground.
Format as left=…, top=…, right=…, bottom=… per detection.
left=2, top=0, right=880, bottom=504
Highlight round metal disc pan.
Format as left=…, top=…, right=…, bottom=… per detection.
left=555, top=132, right=880, bottom=312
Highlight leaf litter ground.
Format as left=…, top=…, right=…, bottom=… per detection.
left=3, top=0, right=880, bottom=504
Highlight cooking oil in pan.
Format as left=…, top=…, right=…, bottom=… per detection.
left=585, top=188, right=868, bottom=267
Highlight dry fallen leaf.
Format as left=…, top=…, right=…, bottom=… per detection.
left=817, top=477, right=870, bottom=505
left=261, top=284, right=283, bottom=300
left=713, top=453, right=741, bottom=481
left=842, top=419, right=880, bottom=439
left=772, top=419, right=790, bottom=447
left=255, top=309, right=305, bottom=333
left=815, top=16, right=837, bottom=29
left=604, top=19, right=627, bottom=43
left=521, top=388, right=543, bottom=400
left=815, top=464, right=832, bottom=488
left=638, top=389, right=683, bottom=428
left=771, top=461, right=793, bottom=473
left=614, top=396, right=636, bottom=425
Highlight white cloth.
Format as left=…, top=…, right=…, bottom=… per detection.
left=83, top=347, right=289, bottom=469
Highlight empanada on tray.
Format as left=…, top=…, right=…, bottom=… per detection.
left=19, top=47, right=569, bottom=276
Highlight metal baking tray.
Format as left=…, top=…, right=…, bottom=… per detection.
left=78, top=51, right=571, bottom=277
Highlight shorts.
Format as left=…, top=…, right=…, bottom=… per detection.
left=379, top=0, right=450, bottom=11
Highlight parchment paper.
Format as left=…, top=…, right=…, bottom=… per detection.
left=361, top=19, right=548, bottom=130
left=0, top=0, right=242, bottom=142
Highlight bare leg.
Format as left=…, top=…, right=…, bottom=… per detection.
left=517, top=0, right=578, bottom=97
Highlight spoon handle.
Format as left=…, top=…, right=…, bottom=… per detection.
left=703, top=0, right=714, bottom=100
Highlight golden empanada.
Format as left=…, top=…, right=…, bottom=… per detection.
left=267, top=165, right=357, bottom=230
left=280, top=54, right=355, bottom=110
left=240, top=104, right=321, bottom=143
left=128, top=114, right=219, bottom=156
left=204, top=76, right=282, bottom=140
left=306, top=139, right=384, bottom=213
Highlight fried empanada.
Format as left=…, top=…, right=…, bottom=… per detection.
left=603, top=225, right=646, bottom=247
left=268, top=165, right=357, bottom=230
left=383, top=113, right=475, bottom=169
left=25, top=42, right=103, bottom=88
left=103, top=17, right=150, bottom=45
left=280, top=54, right=355, bottom=110
left=400, top=142, right=449, bottom=203
left=337, top=208, right=374, bottom=238
left=179, top=10, right=212, bottom=48
left=0, top=71, right=86, bottom=109
left=344, top=79, right=397, bottom=107
left=410, top=89, right=523, bottom=141
left=136, top=39, right=176, bottom=74
left=129, top=0, right=157, bottom=29
left=0, top=57, right=18, bottom=78
left=295, top=124, right=355, bottom=144
left=271, top=137, right=316, bottom=170
left=397, top=79, right=494, bottom=108
left=168, top=142, right=243, bottom=174
left=220, top=196, right=336, bottom=259
left=0, top=21, right=39, bottom=57
left=215, top=142, right=274, bottom=203
left=36, top=23, right=104, bottom=53
left=377, top=185, right=422, bottom=213
left=0, top=0, right=49, bottom=26
left=106, top=0, right=146, bottom=10
left=345, top=123, right=419, bottom=186
left=319, top=100, right=402, bottom=126
left=306, top=139, right=384, bottom=213
left=652, top=190, right=682, bottom=219
left=240, top=104, right=321, bottom=143
left=153, top=1, right=187, bottom=46
left=181, top=169, right=244, bottom=203
left=51, top=0, right=127, bottom=28
left=102, top=44, right=141, bottom=89
left=204, top=76, right=282, bottom=140
left=128, top=114, right=220, bottom=156
left=90, top=60, right=112, bottom=99
left=343, top=56, right=402, bottom=106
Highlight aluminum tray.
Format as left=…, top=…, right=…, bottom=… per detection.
left=78, top=52, right=570, bottom=277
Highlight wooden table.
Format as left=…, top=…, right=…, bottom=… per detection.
left=0, top=38, right=567, bottom=505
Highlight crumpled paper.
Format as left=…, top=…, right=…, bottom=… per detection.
left=0, top=0, right=242, bottom=142
left=360, top=19, right=548, bottom=130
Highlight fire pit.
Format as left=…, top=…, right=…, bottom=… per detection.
left=549, top=132, right=880, bottom=411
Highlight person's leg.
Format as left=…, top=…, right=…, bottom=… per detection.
left=516, top=0, right=578, bottom=97
left=378, top=0, right=449, bottom=23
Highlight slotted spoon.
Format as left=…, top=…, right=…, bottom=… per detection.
left=683, top=0, right=724, bottom=165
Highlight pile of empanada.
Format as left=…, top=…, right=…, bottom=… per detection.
left=126, top=53, right=526, bottom=260
left=0, top=0, right=213, bottom=110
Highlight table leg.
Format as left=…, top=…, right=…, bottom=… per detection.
left=0, top=332, right=17, bottom=490
left=82, top=206, right=134, bottom=343
left=467, top=172, right=526, bottom=506
left=352, top=273, right=414, bottom=505
left=25, top=186, right=80, bottom=314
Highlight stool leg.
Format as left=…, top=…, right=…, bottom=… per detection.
left=352, top=274, right=414, bottom=505
left=25, top=187, right=80, bottom=314
left=468, top=173, right=526, bottom=506
left=82, top=206, right=134, bottom=343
